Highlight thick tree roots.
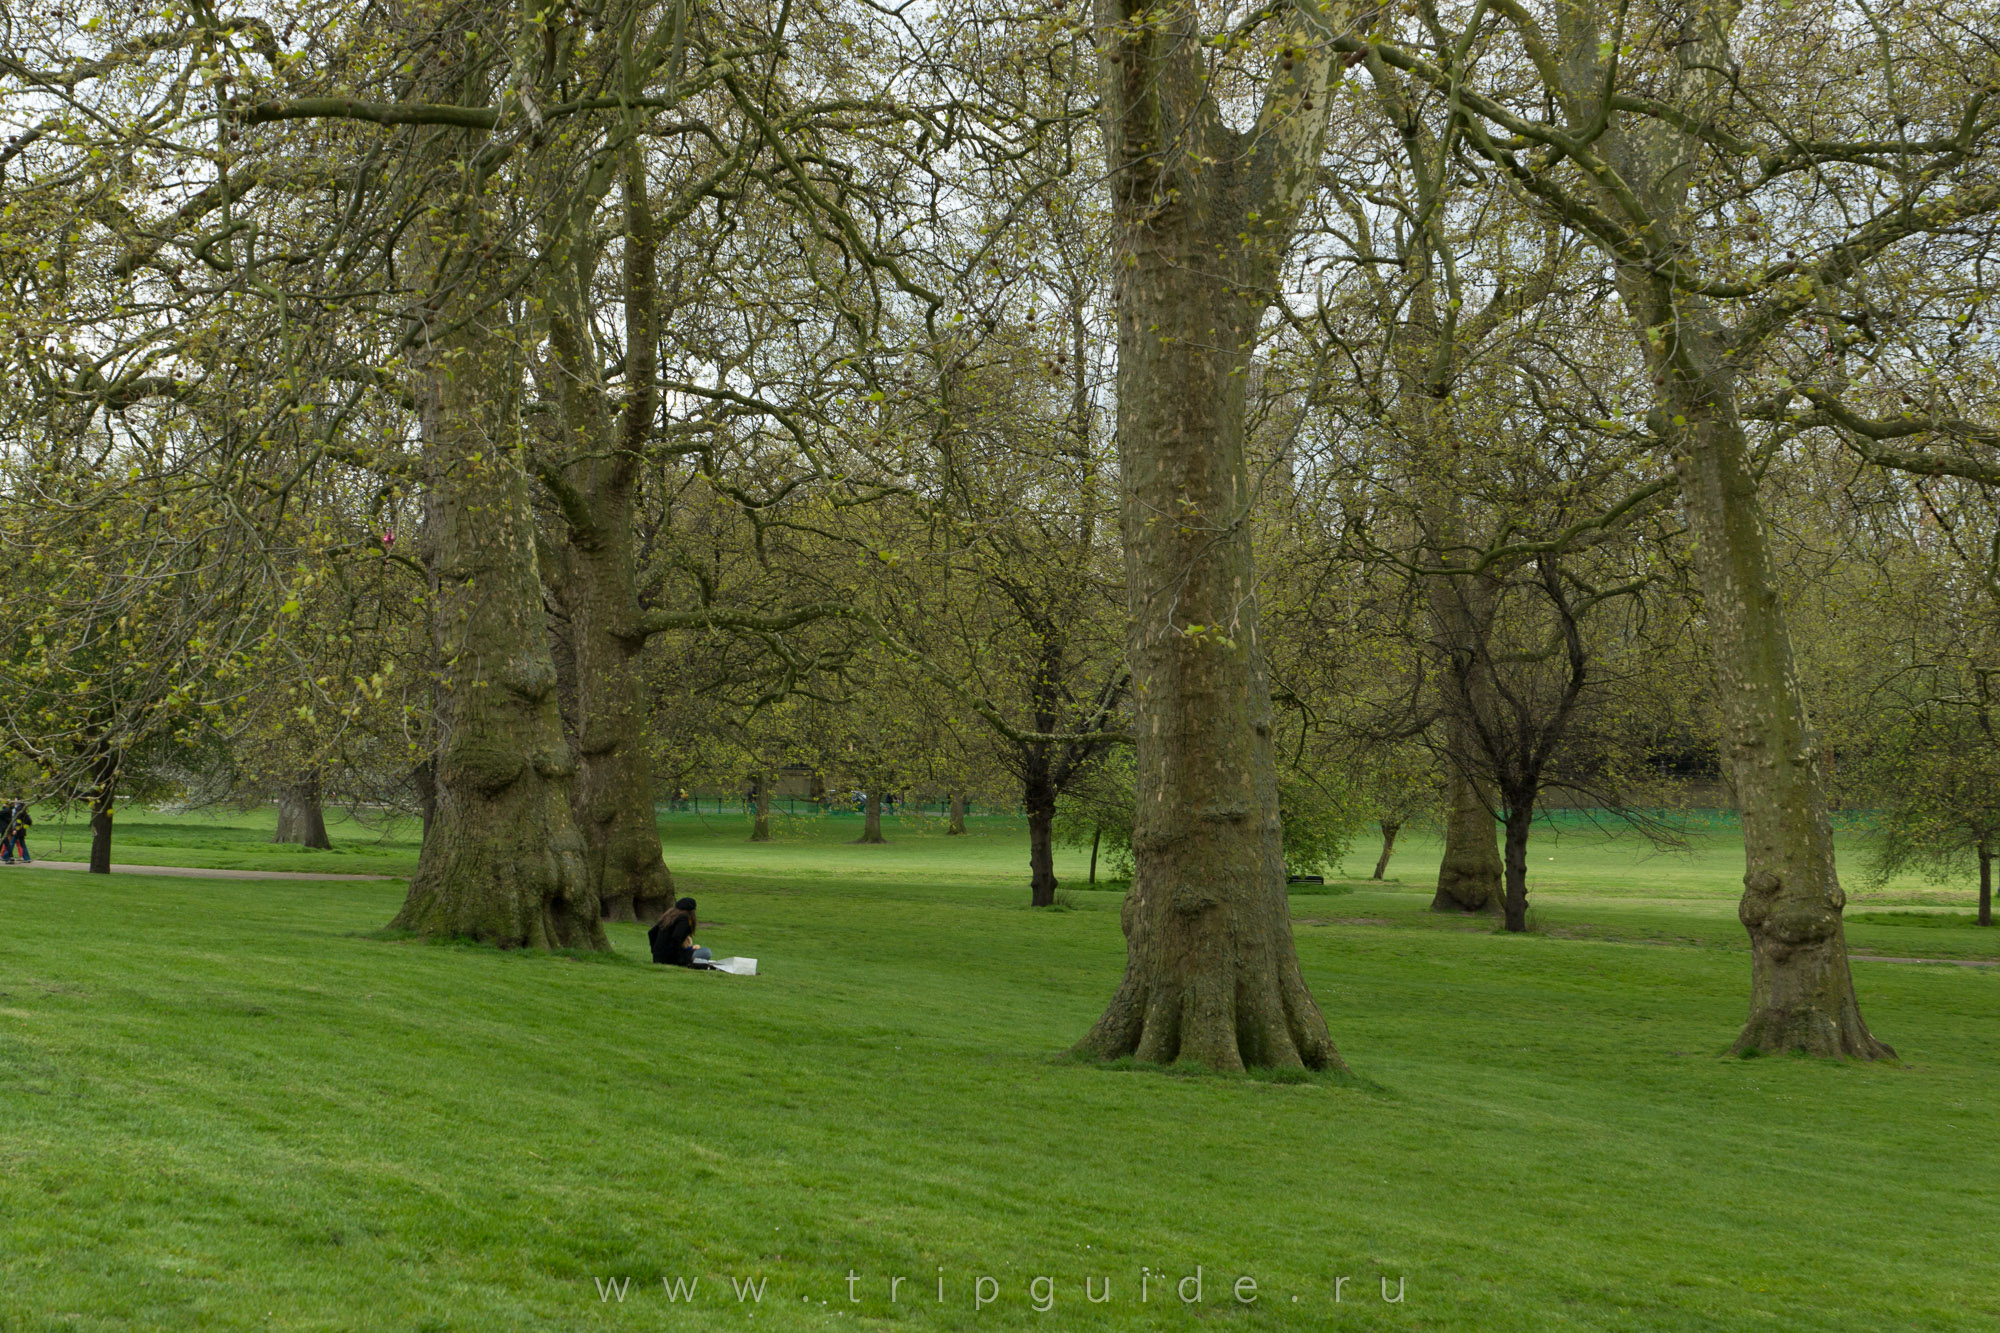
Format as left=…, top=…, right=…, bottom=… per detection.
left=1075, top=965, right=1344, bottom=1071
left=1731, top=1003, right=1894, bottom=1060
left=392, top=792, right=607, bottom=951
left=1075, top=887, right=1345, bottom=1072
left=1432, top=828, right=1503, bottom=913
left=1731, top=871, right=1894, bottom=1060
left=1434, top=774, right=1502, bottom=913
left=392, top=865, right=606, bottom=951
left=1430, top=880, right=1502, bottom=915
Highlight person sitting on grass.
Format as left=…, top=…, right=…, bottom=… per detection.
left=649, top=897, right=713, bottom=968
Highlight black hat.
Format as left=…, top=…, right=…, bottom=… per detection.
left=676, top=897, right=697, bottom=912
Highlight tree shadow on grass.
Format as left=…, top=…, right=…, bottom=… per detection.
left=356, top=927, right=647, bottom=966
left=1055, top=1049, right=1389, bottom=1093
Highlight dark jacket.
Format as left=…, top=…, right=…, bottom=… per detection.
left=648, top=908, right=697, bottom=966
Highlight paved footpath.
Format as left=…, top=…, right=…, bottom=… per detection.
left=14, top=862, right=393, bottom=882
left=1852, top=954, right=1999, bottom=968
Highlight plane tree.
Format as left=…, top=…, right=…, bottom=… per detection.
left=1332, top=0, right=2000, bottom=1053
left=1070, top=0, right=1382, bottom=1071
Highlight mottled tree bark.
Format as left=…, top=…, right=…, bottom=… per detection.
left=389, top=177, right=603, bottom=949
left=946, top=792, right=967, bottom=835
left=1671, top=395, right=1889, bottom=1055
left=273, top=773, right=332, bottom=849
left=557, top=479, right=672, bottom=921
left=1075, top=0, right=1349, bottom=1070
left=1433, top=769, right=1502, bottom=913
left=1371, top=821, right=1400, bottom=880
left=1621, top=187, right=1887, bottom=1051
left=1543, top=0, right=1890, bottom=1055
left=544, top=165, right=674, bottom=925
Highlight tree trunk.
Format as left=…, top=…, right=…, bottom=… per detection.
left=1500, top=803, right=1533, bottom=933
left=750, top=772, right=772, bottom=842
left=1073, top=36, right=1343, bottom=1070
left=1403, top=239, right=1506, bottom=918
left=1669, top=398, right=1889, bottom=1057
left=857, top=789, right=886, bottom=844
left=1979, top=845, right=1992, bottom=928
left=1553, top=0, right=1889, bottom=1056
left=545, top=166, right=674, bottom=927
left=388, top=189, right=603, bottom=949
left=1434, top=770, right=1503, bottom=913
left=273, top=773, right=332, bottom=849
left=946, top=791, right=967, bottom=835
left=1089, top=826, right=1101, bottom=884
left=90, top=809, right=112, bottom=873
left=412, top=758, right=438, bottom=846
left=1371, top=821, right=1400, bottom=880
left=87, top=748, right=117, bottom=875
left=1026, top=770, right=1058, bottom=907
left=561, top=497, right=672, bottom=921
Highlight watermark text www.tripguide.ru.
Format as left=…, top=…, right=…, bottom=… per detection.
left=589, top=1267, right=1409, bottom=1312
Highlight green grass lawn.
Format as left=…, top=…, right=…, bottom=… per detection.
left=21, top=806, right=424, bottom=877
left=2, top=809, right=1996, bottom=1329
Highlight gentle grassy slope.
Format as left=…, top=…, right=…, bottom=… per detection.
left=2, top=812, right=1995, bottom=1330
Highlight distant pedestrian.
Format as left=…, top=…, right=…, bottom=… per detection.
left=0, top=800, right=28, bottom=864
